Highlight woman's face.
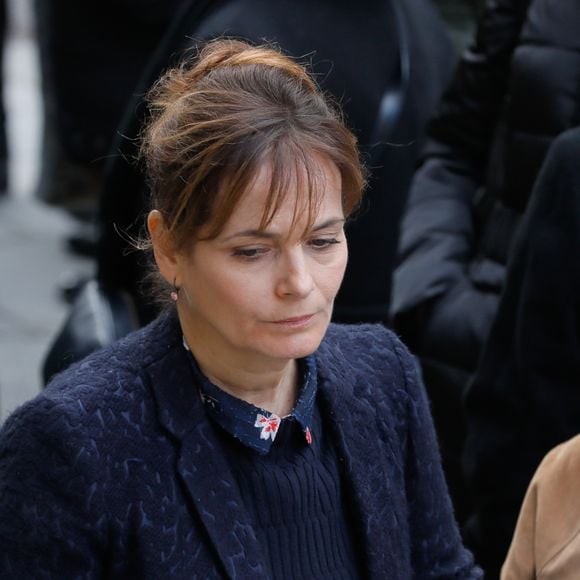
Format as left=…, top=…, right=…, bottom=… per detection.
left=151, top=157, right=347, bottom=366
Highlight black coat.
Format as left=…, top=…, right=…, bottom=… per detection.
left=392, top=0, right=580, bottom=373
left=36, top=0, right=184, bottom=163
left=95, top=0, right=455, bottom=325
left=389, top=0, right=580, bottom=527
left=463, top=126, right=580, bottom=578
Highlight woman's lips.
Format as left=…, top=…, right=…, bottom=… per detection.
left=271, top=314, right=315, bottom=328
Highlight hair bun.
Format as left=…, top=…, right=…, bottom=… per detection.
left=188, top=38, right=317, bottom=92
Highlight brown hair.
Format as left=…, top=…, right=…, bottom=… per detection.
left=140, top=38, right=365, bottom=251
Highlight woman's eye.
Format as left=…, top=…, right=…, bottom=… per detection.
left=308, top=237, right=341, bottom=249
left=232, top=247, right=268, bottom=260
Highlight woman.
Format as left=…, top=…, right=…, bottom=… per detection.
left=0, top=40, right=480, bottom=578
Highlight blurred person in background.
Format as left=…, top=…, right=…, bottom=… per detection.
left=465, top=126, right=580, bottom=578
left=35, top=0, right=183, bottom=218
left=390, top=0, right=580, bottom=538
left=0, top=39, right=482, bottom=578
left=501, top=434, right=580, bottom=579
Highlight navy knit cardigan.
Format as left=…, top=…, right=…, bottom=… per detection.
left=0, top=311, right=481, bottom=578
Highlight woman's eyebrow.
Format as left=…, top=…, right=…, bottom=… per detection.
left=223, top=217, right=345, bottom=242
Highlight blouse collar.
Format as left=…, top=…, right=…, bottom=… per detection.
left=183, top=339, right=317, bottom=455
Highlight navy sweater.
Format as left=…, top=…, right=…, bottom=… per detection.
left=220, top=410, right=361, bottom=579
left=0, top=311, right=482, bottom=578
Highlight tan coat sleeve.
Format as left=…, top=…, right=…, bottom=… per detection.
left=501, top=434, right=580, bottom=580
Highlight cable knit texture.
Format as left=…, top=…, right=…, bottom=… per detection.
left=0, top=311, right=481, bottom=578
left=220, top=411, right=361, bottom=579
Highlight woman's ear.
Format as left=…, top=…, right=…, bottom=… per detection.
left=147, top=210, right=180, bottom=285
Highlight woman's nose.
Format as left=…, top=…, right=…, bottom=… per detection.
left=275, top=249, right=315, bottom=299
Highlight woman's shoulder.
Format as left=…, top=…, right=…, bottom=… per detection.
left=539, top=433, right=580, bottom=469
left=322, top=322, right=413, bottom=365
left=318, top=323, right=418, bottom=393
left=502, top=434, right=580, bottom=578
left=322, top=322, right=401, bottom=351
left=2, top=311, right=182, bottom=446
left=323, top=321, right=392, bottom=342
left=533, top=434, right=580, bottom=505
left=537, top=436, right=580, bottom=560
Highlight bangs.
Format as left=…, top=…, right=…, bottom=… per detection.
left=199, top=138, right=333, bottom=241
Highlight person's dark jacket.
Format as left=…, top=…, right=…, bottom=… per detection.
left=463, top=126, right=580, bottom=578
left=37, top=0, right=183, bottom=164
left=0, top=312, right=482, bottom=578
left=393, top=0, right=580, bottom=379
left=389, top=0, right=580, bottom=524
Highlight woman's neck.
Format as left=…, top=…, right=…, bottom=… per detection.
left=184, top=335, right=299, bottom=417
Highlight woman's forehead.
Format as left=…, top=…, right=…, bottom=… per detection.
left=219, top=156, right=343, bottom=235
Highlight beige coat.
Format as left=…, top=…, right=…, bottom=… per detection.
left=501, top=434, right=580, bottom=579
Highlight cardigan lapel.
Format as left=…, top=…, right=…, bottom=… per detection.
left=315, top=336, right=405, bottom=578
left=145, top=320, right=268, bottom=579
left=178, top=425, right=267, bottom=578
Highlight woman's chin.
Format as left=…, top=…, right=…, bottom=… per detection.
left=261, top=327, right=327, bottom=361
